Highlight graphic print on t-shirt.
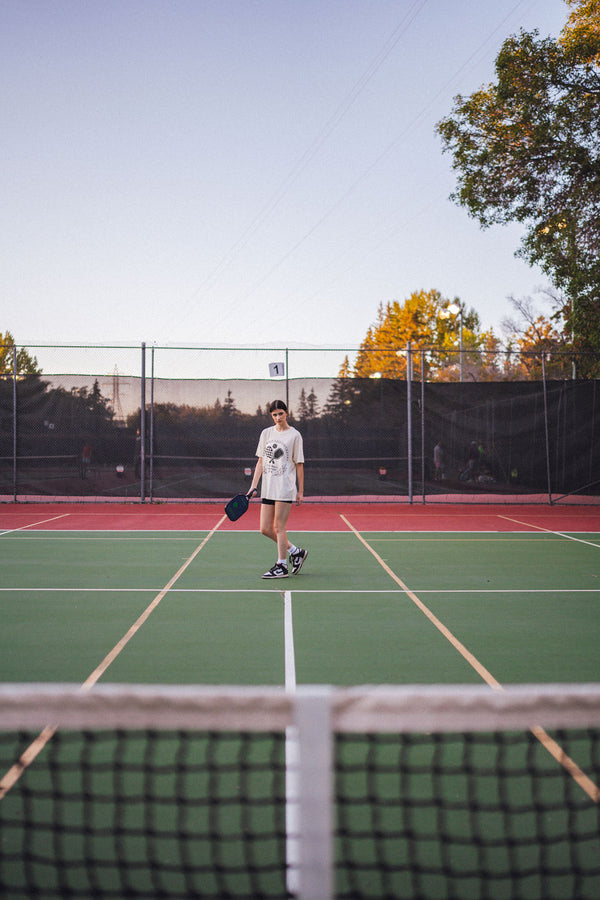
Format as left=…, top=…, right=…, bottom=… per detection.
left=264, top=438, right=289, bottom=476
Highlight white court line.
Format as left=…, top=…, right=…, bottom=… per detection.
left=369, top=535, right=573, bottom=541
left=0, top=513, right=70, bottom=536
left=6, top=528, right=598, bottom=540
left=2, top=529, right=221, bottom=535
left=499, top=514, right=600, bottom=548
left=341, top=513, right=600, bottom=804
left=0, top=513, right=227, bottom=801
left=2, top=587, right=600, bottom=595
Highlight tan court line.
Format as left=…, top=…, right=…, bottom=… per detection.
left=0, top=515, right=227, bottom=801
left=341, top=514, right=600, bottom=804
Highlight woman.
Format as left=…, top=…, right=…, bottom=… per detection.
left=247, top=400, right=308, bottom=579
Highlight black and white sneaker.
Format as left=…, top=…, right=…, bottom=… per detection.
left=262, top=562, right=289, bottom=579
left=289, top=548, right=308, bottom=575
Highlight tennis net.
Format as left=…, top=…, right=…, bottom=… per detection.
left=0, top=683, right=599, bottom=899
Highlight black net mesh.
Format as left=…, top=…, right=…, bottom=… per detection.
left=0, top=729, right=288, bottom=900
left=336, top=729, right=600, bottom=900
left=1, top=725, right=599, bottom=899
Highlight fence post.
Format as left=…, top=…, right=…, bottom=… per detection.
left=149, top=346, right=155, bottom=503
left=406, top=342, right=413, bottom=503
left=140, top=343, right=146, bottom=503
left=285, top=347, right=289, bottom=409
left=421, top=349, right=426, bottom=503
left=12, top=345, right=17, bottom=502
left=541, top=352, right=552, bottom=504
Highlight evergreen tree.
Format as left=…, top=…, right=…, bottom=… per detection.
left=305, top=388, right=319, bottom=420
left=222, top=389, right=239, bottom=417
left=324, top=356, right=358, bottom=417
left=297, top=388, right=309, bottom=420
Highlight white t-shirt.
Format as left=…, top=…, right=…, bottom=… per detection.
left=256, top=425, right=304, bottom=501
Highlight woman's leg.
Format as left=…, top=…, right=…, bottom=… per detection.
left=260, top=501, right=292, bottom=560
left=273, top=501, right=292, bottom=561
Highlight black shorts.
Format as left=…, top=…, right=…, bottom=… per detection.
left=261, top=498, right=292, bottom=506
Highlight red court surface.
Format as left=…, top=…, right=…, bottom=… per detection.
left=1, top=501, right=600, bottom=533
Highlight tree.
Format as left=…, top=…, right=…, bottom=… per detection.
left=324, top=356, right=358, bottom=418
left=561, top=0, right=600, bottom=62
left=352, top=289, right=487, bottom=380
left=502, top=293, right=576, bottom=378
left=0, top=331, right=41, bottom=375
left=305, top=388, right=319, bottom=420
left=296, top=387, right=320, bottom=422
left=222, top=389, right=239, bottom=417
left=45, top=381, right=115, bottom=436
left=297, top=388, right=309, bottom=420
left=436, top=0, right=600, bottom=358
left=68, top=380, right=114, bottom=420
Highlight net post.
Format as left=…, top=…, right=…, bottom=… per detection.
left=294, top=686, right=333, bottom=900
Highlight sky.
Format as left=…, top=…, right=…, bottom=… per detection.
left=2, top=0, right=571, bottom=378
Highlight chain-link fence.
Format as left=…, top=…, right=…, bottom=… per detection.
left=1, top=343, right=599, bottom=502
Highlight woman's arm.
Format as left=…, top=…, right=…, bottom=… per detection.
left=248, top=457, right=263, bottom=495
left=295, top=462, right=304, bottom=505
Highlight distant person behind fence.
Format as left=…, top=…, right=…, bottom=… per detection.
left=80, top=443, right=92, bottom=479
left=467, top=440, right=479, bottom=481
left=433, top=441, right=445, bottom=481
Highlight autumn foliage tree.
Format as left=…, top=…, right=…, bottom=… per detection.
left=351, top=289, right=495, bottom=381
left=502, top=293, right=575, bottom=379
left=436, top=0, right=600, bottom=363
left=0, top=331, right=40, bottom=375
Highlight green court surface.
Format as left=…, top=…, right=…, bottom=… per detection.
left=1, top=528, right=598, bottom=687
left=1, top=525, right=600, bottom=899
